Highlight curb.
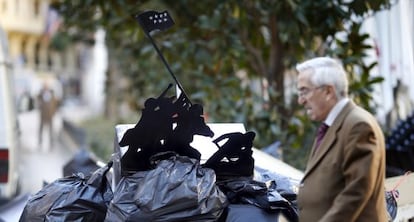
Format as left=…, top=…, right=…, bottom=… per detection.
left=58, top=119, right=87, bottom=152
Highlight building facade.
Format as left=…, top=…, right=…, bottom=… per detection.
left=0, top=0, right=91, bottom=108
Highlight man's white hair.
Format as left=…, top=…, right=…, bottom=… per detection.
left=296, top=57, right=348, bottom=99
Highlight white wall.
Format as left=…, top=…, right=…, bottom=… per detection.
left=362, top=0, right=414, bottom=125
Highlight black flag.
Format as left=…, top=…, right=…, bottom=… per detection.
left=136, top=10, right=174, bottom=34
left=135, top=10, right=192, bottom=106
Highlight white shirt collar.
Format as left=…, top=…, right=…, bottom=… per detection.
left=324, top=97, right=349, bottom=126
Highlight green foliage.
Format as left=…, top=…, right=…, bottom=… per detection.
left=49, top=32, right=72, bottom=51
left=79, top=114, right=139, bottom=162
left=329, top=22, right=384, bottom=113
left=54, top=0, right=391, bottom=170
left=79, top=116, right=117, bottom=162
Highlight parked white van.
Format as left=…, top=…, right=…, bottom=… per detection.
left=0, top=25, right=20, bottom=204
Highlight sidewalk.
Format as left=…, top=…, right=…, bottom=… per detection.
left=18, top=109, right=74, bottom=195
left=17, top=103, right=92, bottom=195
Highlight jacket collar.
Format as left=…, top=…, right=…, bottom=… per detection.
left=301, top=100, right=355, bottom=182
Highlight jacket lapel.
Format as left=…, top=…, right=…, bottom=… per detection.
left=302, top=101, right=356, bottom=181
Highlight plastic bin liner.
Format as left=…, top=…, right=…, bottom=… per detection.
left=19, top=162, right=113, bottom=222
left=222, top=204, right=280, bottom=222
left=217, top=177, right=298, bottom=222
left=105, top=155, right=228, bottom=221
left=63, top=149, right=100, bottom=177
left=254, top=167, right=299, bottom=216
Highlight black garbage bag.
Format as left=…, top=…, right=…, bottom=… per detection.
left=105, top=154, right=228, bottom=221
left=216, top=177, right=298, bottom=222
left=63, top=149, right=100, bottom=177
left=221, top=204, right=281, bottom=222
left=254, top=167, right=300, bottom=218
left=19, top=162, right=113, bottom=222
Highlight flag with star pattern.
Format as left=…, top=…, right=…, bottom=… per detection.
left=136, top=10, right=175, bottom=34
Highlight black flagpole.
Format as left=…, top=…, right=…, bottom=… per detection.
left=137, top=17, right=192, bottom=105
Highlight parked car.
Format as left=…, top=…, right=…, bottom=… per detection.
left=0, top=25, right=20, bottom=204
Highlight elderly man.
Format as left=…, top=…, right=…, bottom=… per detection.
left=295, top=57, right=387, bottom=222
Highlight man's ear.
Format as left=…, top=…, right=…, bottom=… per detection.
left=325, top=85, right=336, bottom=101
left=326, top=85, right=334, bottom=94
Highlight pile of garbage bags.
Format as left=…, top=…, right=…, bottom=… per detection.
left=19, top=87, right=299, bottom=221
left=19, top=155, right=298, bottom=222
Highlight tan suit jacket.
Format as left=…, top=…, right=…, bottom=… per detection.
left=38, top=88, right=57, bottom=123
left=297, top=101, right=388, bottom=222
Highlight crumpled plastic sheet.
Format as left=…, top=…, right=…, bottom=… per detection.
left=105, top=155, right=228, bottom=222
left=19, top=162, right=113, bottom=222
left=254, top=167, right=300, bottom=201
left=63, top=149, right=100, bottom=177
left=223, top=204, right=281, bottom=222
left=216, top=167, right=299, bottom=222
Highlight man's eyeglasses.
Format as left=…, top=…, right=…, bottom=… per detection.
left=297, top=86, right=325, bottom=98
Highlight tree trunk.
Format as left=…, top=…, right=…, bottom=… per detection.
left=268, top=14, right=288, bottom=129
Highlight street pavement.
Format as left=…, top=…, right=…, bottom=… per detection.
left=18, top=109, right=74, bottom=194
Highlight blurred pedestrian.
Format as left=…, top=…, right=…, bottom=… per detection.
left=38, top=82, right=58, bottom=148
left=295, top=57, right=387, bottom=222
